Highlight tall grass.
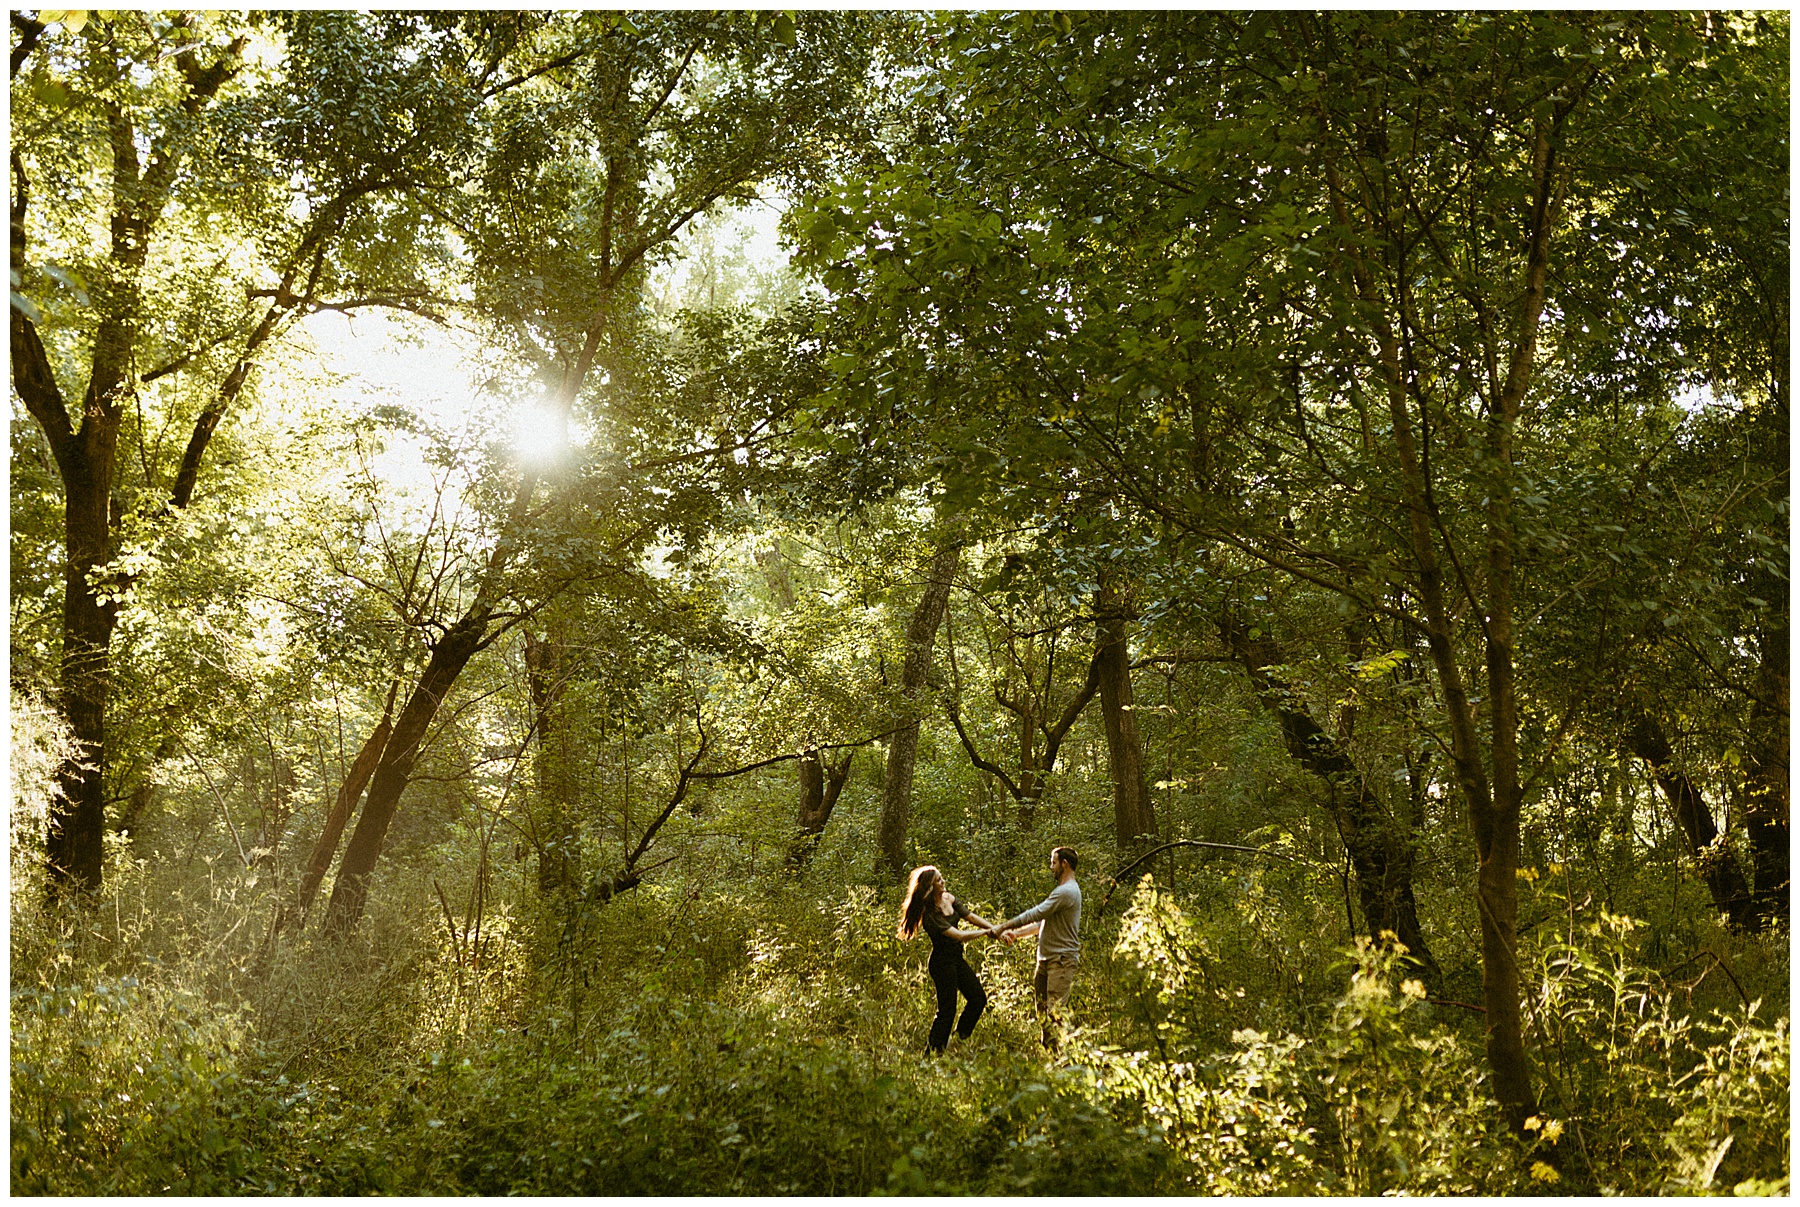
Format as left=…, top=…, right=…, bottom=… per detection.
left=9, top=702, right=1789, bottom=1195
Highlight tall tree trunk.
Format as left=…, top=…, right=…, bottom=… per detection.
left=525, top=629, right=580, bottom=895
left=1095, top=575, right=1156, bottom=852
left=788, top=747, right=853, bottom=868
left=1348, top=308, right=1534, bottom=1114
left=1625, top=717, right=1759, bottom=932
left=47, top=463, right=119, bottom=892
left=876, top=542, right=960, bottom=879
left=1744, top=623, right=1789, bottom=925
left=317, top=429, right=579, bottom=939
left=20, top=216, right=134, bottom=893
left=1219, top=612, right=1441, bottom=988
left=1319, top=98, right=1568, bottom=1127
left=13, top=44, right=244, bottom=895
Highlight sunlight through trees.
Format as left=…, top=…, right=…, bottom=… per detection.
left=11, top=10, right=1787, bottom=1195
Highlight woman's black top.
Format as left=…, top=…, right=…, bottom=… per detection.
left=921, top=894, right=971, bottom=960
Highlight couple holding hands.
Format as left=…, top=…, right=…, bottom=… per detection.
left=896, top=846, right=1082, bottom=1054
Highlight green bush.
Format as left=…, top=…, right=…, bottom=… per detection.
left=344, top=986, right=1174, bottom=1195
left=8, top=802, right=1785, bottom=1197
left=1528, top=912, right=1791, bottom=1195
left=10, top=977, right=285, bottom=1194
left=1105, top=885, right=1527, bottom=1194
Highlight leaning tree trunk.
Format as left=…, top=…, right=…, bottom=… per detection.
left=1095, top=576, right=1156, bottom=853
left=876, top=542, right=960, bottom=879
left=281, top=703, right=392, bottom=932
left=320, top=467, right=547, bottom=937
left=1219, top=612, right=1441, bottom=988
left=322, top=614, right=490, bottom=934
left=1625, top=716, right=1759, bottom=932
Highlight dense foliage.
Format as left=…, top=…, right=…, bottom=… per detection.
left=11, top=9, right=1787, bottom=1196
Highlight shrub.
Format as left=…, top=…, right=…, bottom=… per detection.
left=10, top=977, right=285, bottom=1194
left=1104, top=884, right=1537, bottom=1194
left=1528, top=912, right=1791, bottom=1195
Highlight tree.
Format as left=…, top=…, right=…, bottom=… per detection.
left=942, top=540, right=1102, bottom=831
left=11, top=10, right=500, bottom=892
left=321, top=12, right=883, bottom=931
left=874, top=538, right=959, bottom=879
left=1217, top=604, right=1440, bottom=985
left=11, top=11, right=249, bottom=891
left=789, top=745, right=853, bottom=869
left=791, top=9, right=1782, bottom=1128
left=1095, top=573, right=1157, bottom=852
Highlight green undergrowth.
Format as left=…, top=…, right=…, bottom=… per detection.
left=11, top=859, right=1790, bottom=1195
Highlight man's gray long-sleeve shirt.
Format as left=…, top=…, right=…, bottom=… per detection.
left=1005, top=878, right=1081, bottom=959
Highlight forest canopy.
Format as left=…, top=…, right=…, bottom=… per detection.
left=10, top=10, right=1789, bottom=1196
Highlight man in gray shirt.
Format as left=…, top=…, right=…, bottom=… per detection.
left=991, top=846, right=1082, bottom=1051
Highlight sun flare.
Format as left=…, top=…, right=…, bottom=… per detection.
left=511, top=401, right=570, bottom=465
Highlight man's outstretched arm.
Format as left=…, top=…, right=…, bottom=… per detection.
left=991, top=885, right=1070, bottom=935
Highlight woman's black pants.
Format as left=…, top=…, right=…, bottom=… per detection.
left=927, top=946, right=986, bottom=1052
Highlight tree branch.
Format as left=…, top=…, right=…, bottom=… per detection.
left=11, top=13, right=45, bottom=79
left=10, top=309, right=74, bottom=460
left=481, top=47, right=588, bottom=100
left=945, top=703, right=1025, bottom=801
left=1095, top=839, right=1297, bottom=919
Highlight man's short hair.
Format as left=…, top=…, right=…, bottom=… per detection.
left=1052, top=846, right=1078, bottom=871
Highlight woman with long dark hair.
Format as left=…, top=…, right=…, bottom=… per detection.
left=897, top=864, right=997, bottom=1052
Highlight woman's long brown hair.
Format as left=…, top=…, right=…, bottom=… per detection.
left=897, top=864, right=942, bottom=940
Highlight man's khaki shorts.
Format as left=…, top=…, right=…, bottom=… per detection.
left=1034, top=954, right=1079, bottom=1013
